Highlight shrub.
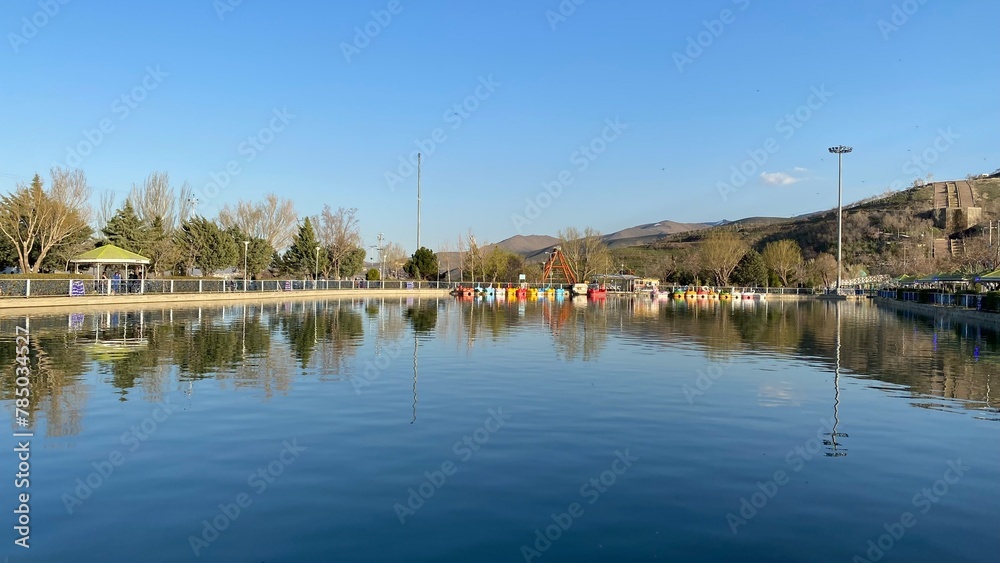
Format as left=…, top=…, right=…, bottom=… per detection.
left=983, top=291, right=1000, bottom=312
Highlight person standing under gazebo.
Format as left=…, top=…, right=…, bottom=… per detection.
left=112, top=271, right=121, bottom=294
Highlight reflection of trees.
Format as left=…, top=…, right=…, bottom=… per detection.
left=279, top=300, right=364, bottom=374
left=405, top=303, right=438, bottom=334
left=548, top=300, right=609, bottom=362
left=0, top=322, right=90, bottom=437
left=315, top=301, right=364, bottom=377
left=448, top=298, right=610, bottom=360
left=6, top=294, right=998, bottom=440
left=173, top=321, right=242, bottom=376
left=625, top=298, right=999, bottom=415
left=455, top=298, right=529, bottom=348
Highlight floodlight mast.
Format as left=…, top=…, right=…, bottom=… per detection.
left=828, top=145, right=853, bottom=294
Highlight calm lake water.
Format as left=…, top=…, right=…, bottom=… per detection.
left=1, top=296, right=998, bottom=562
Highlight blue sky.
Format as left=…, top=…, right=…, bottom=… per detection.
left=1, top=0, right=998, bottom=256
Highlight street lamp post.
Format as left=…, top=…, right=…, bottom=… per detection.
left=243, top=240, right=249, bottom=291
left=375, top=232, right=385, bottom=287
left=828, top=145, right=853, bottom=294
left=315, top=246, right=320, bottom=289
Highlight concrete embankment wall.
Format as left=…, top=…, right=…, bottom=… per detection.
left=0, top=289, right=451, bottom=317
left=874, top=297, right=1000, bottom=328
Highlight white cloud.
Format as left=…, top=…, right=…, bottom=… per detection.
left=759, top=171, right=803, bottom=186
left=792, top=166, right=809, bottom=173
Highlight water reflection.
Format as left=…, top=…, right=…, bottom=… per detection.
left=824, top=303, right=848, bottom=457
left=1, top=296, right=998, bottom=438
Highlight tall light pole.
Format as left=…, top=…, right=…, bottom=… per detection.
left=243, top=240, right=249, bottom=291
left=829, top=145, right=853, bottom=294
left=315, top=246, right=320, bottom=288
left=416, top=152, right=422, bottom=252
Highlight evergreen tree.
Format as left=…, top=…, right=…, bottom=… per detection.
left=177, top=216, right=237, bottom=275
left=226, top=227, right=274, bottom=279
left=339, top=246, right=367, bottom=278
left=146, top=215, right=181, bottom=276
left=732, top=249, right=767, bottom=286
left=103, top=201, right=149, bottom=254
left=404, top=247, right=438, bottom=280
left=282, top=217, right=326, bottom=277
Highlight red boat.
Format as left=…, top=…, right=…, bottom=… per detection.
left=451, top=285, right=475, bottom=298
left=587, top=284, right=607, bottom=298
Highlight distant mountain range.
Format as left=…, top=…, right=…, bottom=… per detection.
left=488, top=220, right=713, bottom=260
left=433, top=174, right=1000, bottom=271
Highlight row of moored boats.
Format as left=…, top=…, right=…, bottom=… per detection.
left=451, top=283, right=607, bottom=299
left=651, top=286, right=766, bottom=301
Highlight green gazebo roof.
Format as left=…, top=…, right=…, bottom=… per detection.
left=977, top=268, right=1000, bottom=282
left=916, top=271, right=970, bottom=283
left=70, top=244, right=150, bottom=264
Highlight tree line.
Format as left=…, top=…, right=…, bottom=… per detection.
left=0, top=169, right=378, bottom=279
left=614, top=232, right=840, bottom=288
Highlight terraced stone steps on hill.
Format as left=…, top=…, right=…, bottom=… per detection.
left=934, top=183, right=948, bottom=208
left=949, top=238, right=965, bottom=257
left=947, top=182, right=960, bottom=207
left=933, top=238, right=950, bottom=257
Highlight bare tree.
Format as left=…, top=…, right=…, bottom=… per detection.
left=810, top=253, right=838, bottom=287
left=382, top=242, right=407, bottom=279
left=462, top=229, right=486, bottom=282
left=218, top=193, right=297, bottom=250
left=439, top=240, right=452, bottom=282
left=316, top=205, right=361, bottom=278
left=558, top=226, right=611, bottom=282
left=455, top=234, right=466, bottom=283
left=0, top=176, right=45, bottom=273
left=0, top=168, right=91, bottom=272
left=761, top=239, right=804, bottom=286
left=97, top=189, right=117, bottom=232
left=258, top=194, right=297, bottom=251
left=958, top=235, right=995, bottom=274
left=699, top=231, right=748, bottom=286
left=178, top=182, right=196, bottom=224
left=128, top=172, right=176, bottom=228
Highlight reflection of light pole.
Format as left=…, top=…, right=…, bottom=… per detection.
left=825, top=302, right=849, bottom=457
left=243, top=240, right=249, bottom=291
left=829, top=145, right=852, bottom=294
left=412, top=329, right=419, bottom=424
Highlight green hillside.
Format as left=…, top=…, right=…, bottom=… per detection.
left=611, top=178, right=1000, bottom=286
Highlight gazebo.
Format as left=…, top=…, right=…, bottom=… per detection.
left=976, top=268, right=1000, bottom=289
left=915, top=271, right=971, bottom=291
left=70, top=244, right=150, bottom=294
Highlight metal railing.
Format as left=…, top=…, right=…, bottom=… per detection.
left=0, top=278, right=472, bottom=298
left=657, top=285, right=821, bottom=295
left=0, top=278, right=863, bottom=299
left=877, top=289, right=983, bottom=310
